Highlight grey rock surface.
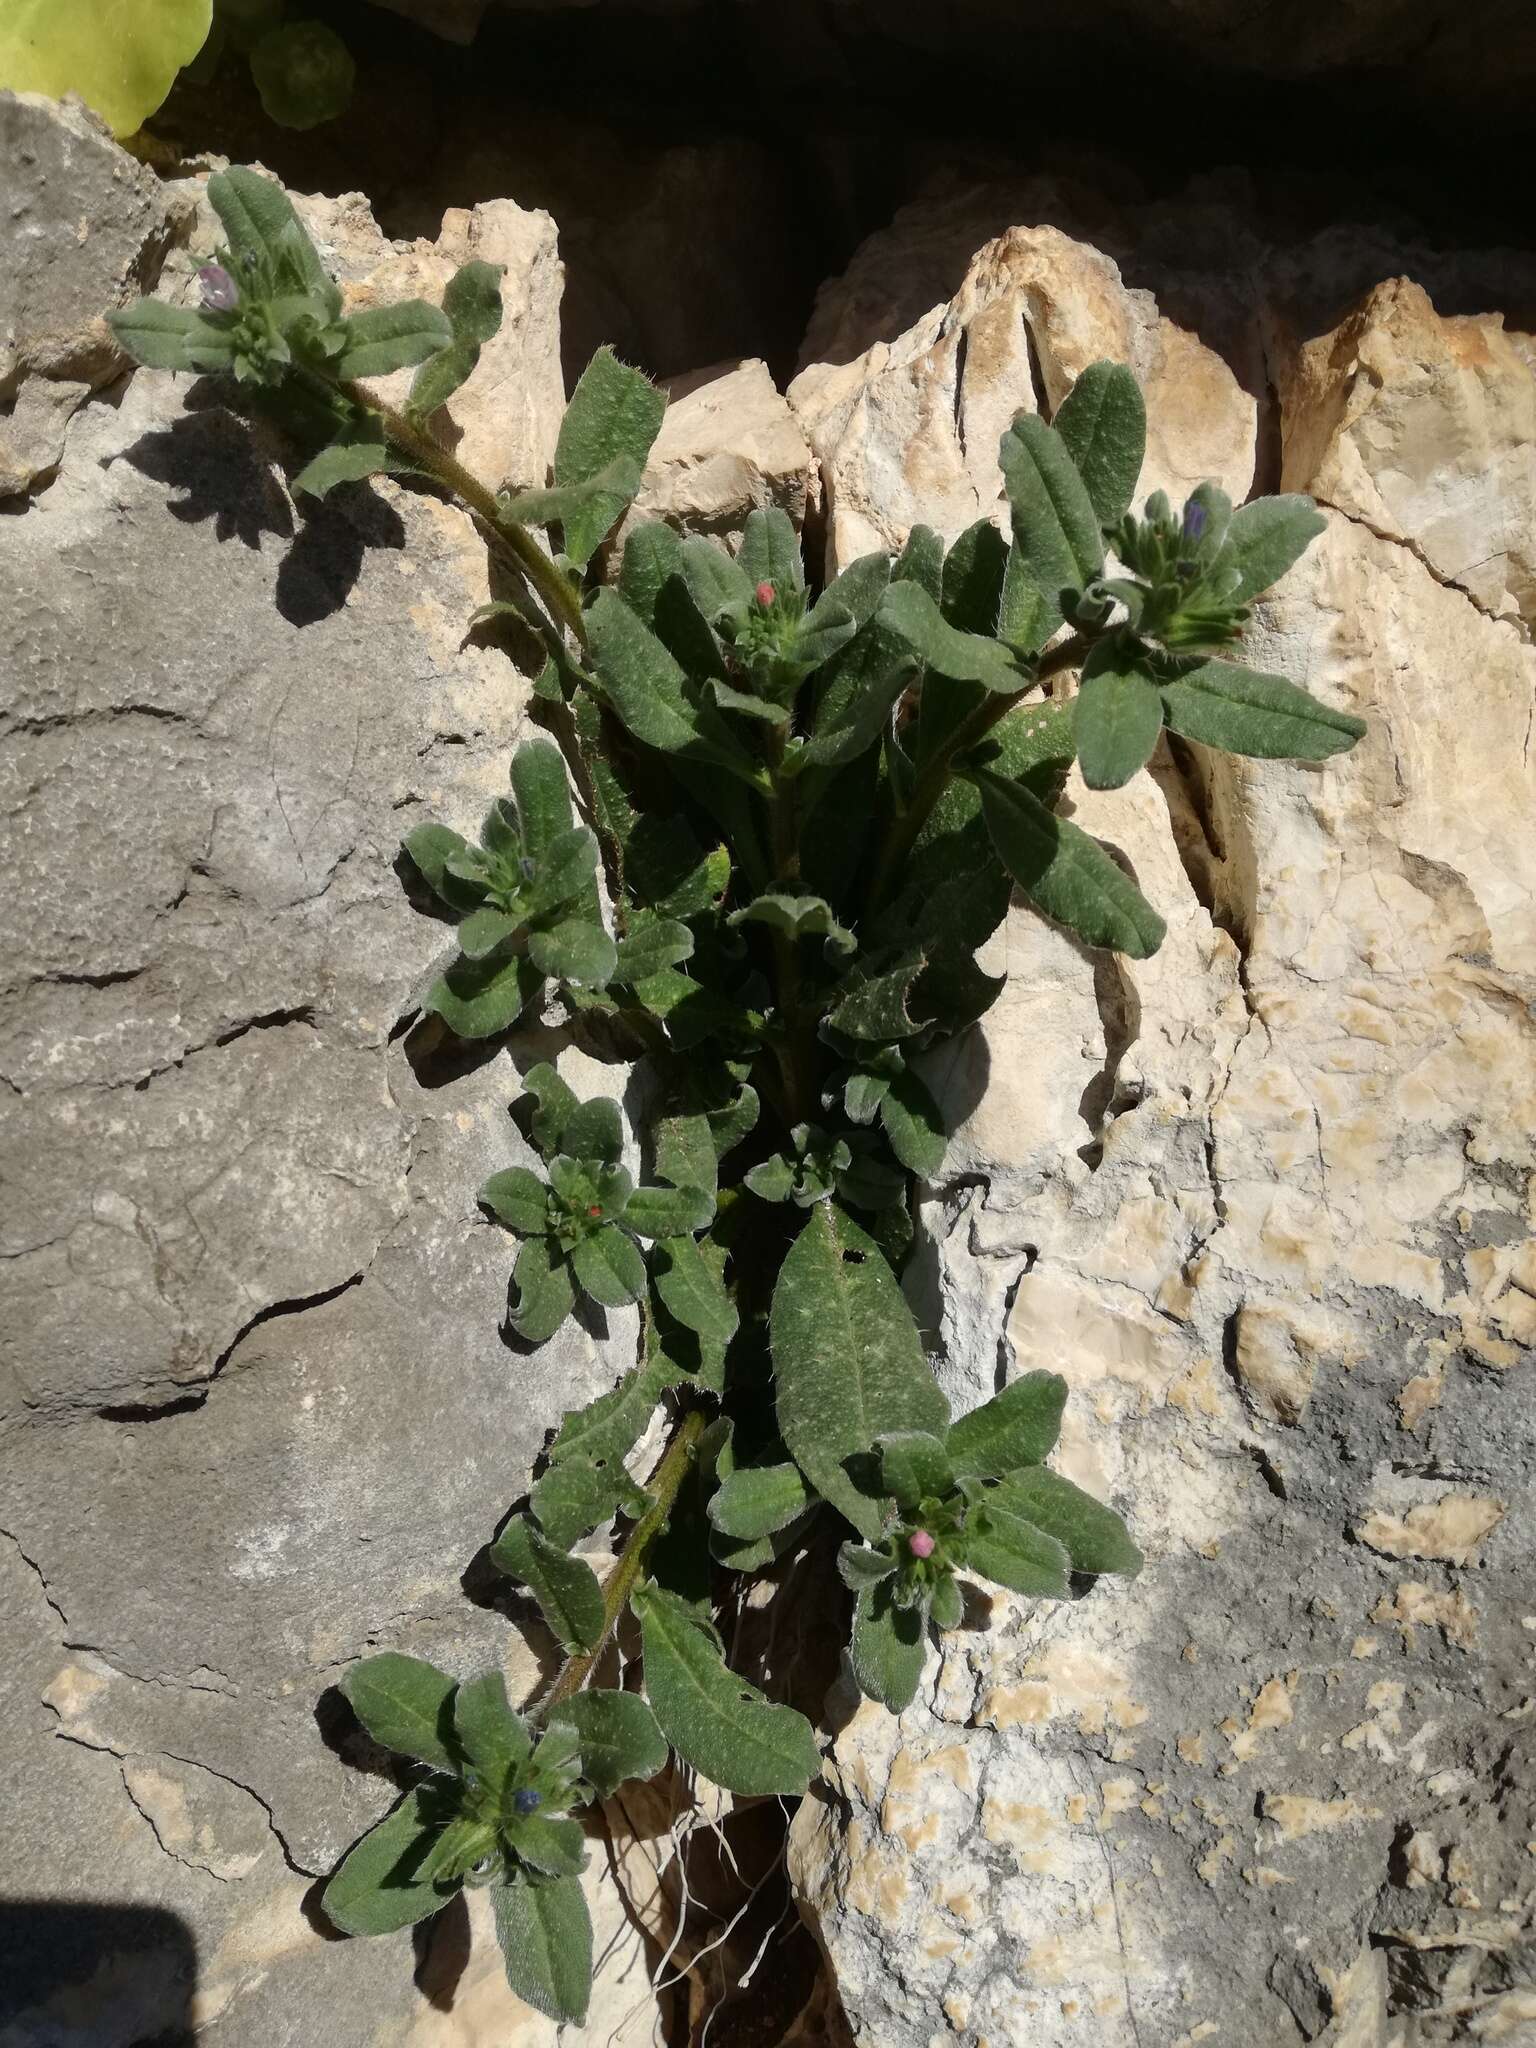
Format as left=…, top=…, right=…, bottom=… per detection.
left=0, top=101, right=640, bottom=2044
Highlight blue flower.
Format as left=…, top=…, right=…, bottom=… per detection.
left=198, top=263, right=240, bottom=314
left=1182, top=499, right=1208, bottom=542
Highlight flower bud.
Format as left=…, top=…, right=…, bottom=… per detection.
left=907, top=1529, right=936, bottom=1559
left=755, top=581, right=776, bottom=608
left=198, top=263, right=240, bottom=314
left=513, top=1786, right=542, bottom=1816
left=1182, top=500, right=1207, bottom=542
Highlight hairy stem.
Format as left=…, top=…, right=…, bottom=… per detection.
left=330, top=374, right=590, bottom=652
left=538, top=1407, right=707, bottom=1711
left=866, top=632, right=1091, bottom=913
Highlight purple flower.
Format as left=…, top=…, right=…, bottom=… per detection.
left=512, top=1786, right=542, bottom=1816
left=1182, top=499, right=1207, bottom=543
left=198, top=263, right=240, bottom=314
left=907, top=1529, right=936, bottom=1559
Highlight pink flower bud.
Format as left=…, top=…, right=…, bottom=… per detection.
left=907, top=1529, right=936, bottom=1559
left=198, top=263, right=240, bottom=313
left=755, top=581, right=776, bottom=607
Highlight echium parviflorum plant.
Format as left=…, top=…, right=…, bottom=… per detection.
left=109, top=169, right=1364, bottom=2024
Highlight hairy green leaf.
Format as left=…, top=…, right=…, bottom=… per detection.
left=972, top=769, right=1166, bottom=959
left=561, top=1096, right=624, bottom=1165
left=709, top=1461, right=815, bottom=1541
left=571, top=1224, right=647, bottom=1308
left=546, top=1689, right=668, bottom=1797
left=554, top=347, right=664, bottom=563
left=998, top=411, right=1104, bottom=644
left=892, top=524, right=944, bottom=603
left=986, top=1468, right=1142, bottom=1576
left=651, top=1234, right=738, bottom=1348
left=527, top=918, right=617, bottom=988
left=879, top=1067, right=946, bottom=1177
left=878, top=580, right=1021, bottom=692
left=324, top=1787, right=455, bottom=1935
left=621, top=1185, right=713, bottom=1240
left=947, top=1371, right=1068, bottom=1479
left=739, top=506, right=804, bottom=596
left=1053, top=362, right=1146, bottom=527
left=489, top=1518, right=605, bottom=1653
left=771, top=1203, right=949, bottom=1541
left=635, top=1584, right=820, bottom=1795
left=1158, top=658, right=1366, bottom=760
left=335, top=301, right=454, bottom=380
left=850, top=1580, right=927, bottom=1712
left=452, top=1669, right=531, bottom=1783
left=503, top=455, right=645, bottom=569
left=425, top=945, right=543, bottom=1039
left=522, top=1062, right=578, bottom=1156
left=1221, top=494, right=1327, bottom=603
left=531, top=1452, right=648, bottom=1550
left=407, top=258, right=504, bottom=416
left=614, top=911, right=693, bottom=982
left=1074, top=642, right=1166, bottom=789
left=960, top=1489, right=1072, bottom=1598
left=829, top=957, right=925, bottom=1042
left=491, top=1875, right=592, bottom=2026
left=480, top=1165, right=549, bottom=1236
left=877, top=1430, right=954, bottom=1508
left=340, top=1653, right=457, bottom=1770
left=510, top=1236, right=576, bottom=1344
left=586, top=590, right=765, bottom=788
left=106, top=299, right=214, bottom=373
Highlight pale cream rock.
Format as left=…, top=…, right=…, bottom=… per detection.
left=1280, top=277, right=1536, bottom=626
left=625, top=356, right=815, bottom=546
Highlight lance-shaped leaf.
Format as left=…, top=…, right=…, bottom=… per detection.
left=984, top=1467, right=1142, bottom=1576
left=324, top=1787, right=456, bottom=1936
left=850, top=1580, right=928, bottom=1713
left=508, top=739, right=575, bottom=855
left=561, top=1094, right=623, bottom=1166
left=425, top=945, right=543, bottom=1039
left=292, top=414, right=400, bottom=499
left=971, top=769, right=1166, bottom=959
left=829, top=956, right=925, bottom=1042
left=571, top=1224, right=647, bottom=1307
left=947, top=1370, right=1068, bottom=1479
left=634, top=1584, right=820, bottom=1795
left=878, top=580, right=1022, bottom=693
left=998, top=411, right=1105, bottom=643
left=771, top=1203, right=949, bottom=1540
left=652, top=1234, right=738, bottom=1348
left=1074, top=640, right=1166, bottom=789
left=1053, top=362, right=1146, bottom=527
left=523, top=1062, right=578, bottom=1157
left=452, top=1669, right=531, bottom=1783
left=340, top=1653, right=457, bottom=1770
left=527, top=918, right=617, bottom=988
left=547, top=1363, right=660, bottom=1470
left=802, top=616, right=919, bottom=769
left=877, top=1430, right=954, bottom=1508
left=585, top=589, right=766, bottom=788
left=817, top=550, right=892, bottom=629
left=729, top=893, right=856, bottom=956
left=843, top=1070, right=891, bottom=1124
left=838, top=1541, right=897, bottom=1589
left=511, top=1236, right=576, bottom=1344
left=614, top=911, right=693, bottom=982
left=545, top=1689, right=668, bottom=1797
left=408, top=259, right=505, bottom=417
left=479, top=1166, right=550, bottom=1236
left=998, top=540, right=1054, bottom=656
left=879, top=1067, right=946, bottom=1177
left=680, top=536, right=753, bottom=628
left=892, top=523, right=944, bottom=603
left=554, top=346, right=665, bottom=565
left=458, top=907, right=519, bottom=960
left=502, top=455, right=645, bottom=569
left=507, top=1811, right=586, bottom=1878
left=653, top=1113, right=718, bottom=1201
left=491, top=1875, right=593, bottom=2026
left=208, top=166, right=313, bottom=283
left=709, top=1460, right=815, bottom=1541
left=489, top=1518, right=604, bottom=1654
left=532, top=1452, right=648, bottom=1549
left=107, top=298, right=219, bottom=372
left=1220, top=494, right=1327, bottom=603
left=1157, top=658, right=1365, bottom=760
left=335, top=301, right=454, bottom=380
left=619, top=520, right=686, bottom=626
left=739, top=505, right=804, bottom=595
left=930, top=1571, right=964, bottom=1631
left=960, top=1489, right=1072, bottom=1598
left=404, top=826, right=484, bottom=912
left=621, top=1184, right=713, bottom=1240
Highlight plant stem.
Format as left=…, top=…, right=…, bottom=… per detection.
left=538, top=1407, right=707, bottom=1711
left=866, top=632, right=1092, bottom=914
left=765, top=733, right=815, bottom=1128
left=331, top=375, right=589, bottom=652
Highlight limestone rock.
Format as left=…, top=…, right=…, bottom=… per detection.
left=0, top=118, right=637, bottom=2042
left=625, top=356, right=816, bottom=547
left=791, top=204, right=1536, bottom=2046
left=790, top=218, right=1255, bottom=576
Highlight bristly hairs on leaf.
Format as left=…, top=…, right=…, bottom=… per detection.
left=107, top=167, right=1361, bottom=2024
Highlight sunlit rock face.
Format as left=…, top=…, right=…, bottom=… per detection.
left=787, top=185, right=1536, bottom=2048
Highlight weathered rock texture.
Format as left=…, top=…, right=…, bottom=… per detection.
left=0, top=94, right=650, bottom=2045
left=788, top=191, right=1536, bottom=2047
